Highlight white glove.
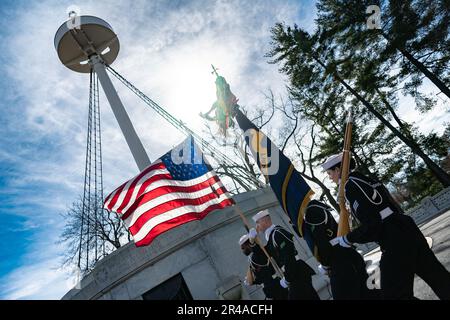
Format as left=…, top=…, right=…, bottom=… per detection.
left=248, top=228, right=257, bottom=240
left=279, top=277, right=290, bottom=289
left=244, top=276, right=250, bottom=286
left=317, top=264, right=331, bottom=276
left=337, top=236, right=352, bottom=248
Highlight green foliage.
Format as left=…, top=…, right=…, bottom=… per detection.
left=267, top=0, right=450, bottom=208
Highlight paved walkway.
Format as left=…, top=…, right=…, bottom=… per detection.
left=363, top=210, right=450, bottom=300
left=414, top=209, right=450, bottom=299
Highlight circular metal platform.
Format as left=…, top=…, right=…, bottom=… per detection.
left=54, top=15, right=120, bottom=73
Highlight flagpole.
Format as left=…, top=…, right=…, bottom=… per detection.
left=337, top=107, right=353, bottom=236
left=233, top=203, right=285, bottom=279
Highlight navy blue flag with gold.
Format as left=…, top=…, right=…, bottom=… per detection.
left=233, top=108, right=316, bottom=251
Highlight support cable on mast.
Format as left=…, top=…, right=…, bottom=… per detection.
left=105, top=65, right=263, bottom=189
left=78, top=70, right=108, bottom=273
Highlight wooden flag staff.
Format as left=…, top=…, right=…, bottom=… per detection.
left=337, top=107, right=353, bottom=236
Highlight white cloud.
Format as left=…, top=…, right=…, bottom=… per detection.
left=0, top=216, right=73, bottom=300
left=0, top=255, right=72, bottom=300
left=1, top=263, right=59, bottom=300
left=0, top=0, right=311, bottom=299
left=2, top=0, right=448, bottom=300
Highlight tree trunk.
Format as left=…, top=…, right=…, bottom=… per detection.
left=313, top=56, right=450, bottom=187
left=398, top=47, right=450, bottom=99
left=381, top=33, right=450, bottom=100
left=375, top=88, right=407, bottom=133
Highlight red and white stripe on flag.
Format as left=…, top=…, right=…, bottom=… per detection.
left=103, top=140, right=234, bottom=247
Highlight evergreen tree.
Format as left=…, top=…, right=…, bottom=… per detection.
left=267, top=22, right=450, bottom=187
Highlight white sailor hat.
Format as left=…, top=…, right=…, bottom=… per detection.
left=252, top=209, right=270, bottom=222
left=321, top=153, right=343, bottom=172
left=239, top=234, right=250, bottom=246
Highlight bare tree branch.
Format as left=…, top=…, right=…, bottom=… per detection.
left=59, top=197, right=128, bottom=273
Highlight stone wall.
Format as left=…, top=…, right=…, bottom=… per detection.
left=62, top=187, right=332, bottom=300
left=408, top=187, right=450, bottom=225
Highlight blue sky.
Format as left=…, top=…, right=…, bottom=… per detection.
left=0, top=0, right=448, bottom=300
left=0, top=0, right=317, bottom=299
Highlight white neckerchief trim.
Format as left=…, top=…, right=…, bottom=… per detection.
left=265, top=224, right=276, bottom=242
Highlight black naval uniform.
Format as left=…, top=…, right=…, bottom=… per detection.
left=343, top=171, right=450, bottom=300
left=302, top=200, right=379, bottom=300
left=249, top=244, right=288, bottom=300
left=265, top=225, right=320, bottom=300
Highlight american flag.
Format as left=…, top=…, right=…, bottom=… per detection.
left=103, top=136, right=235, bottom=247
